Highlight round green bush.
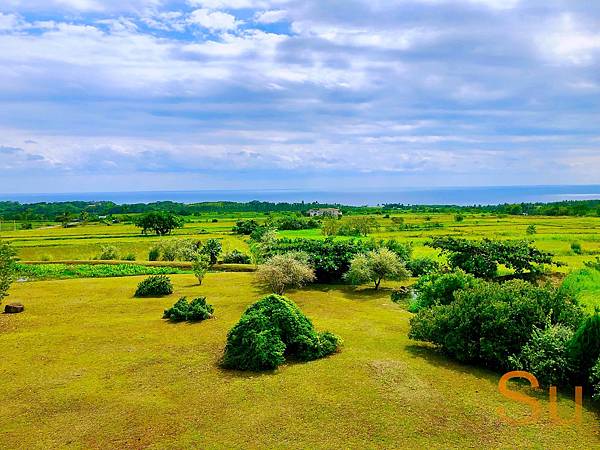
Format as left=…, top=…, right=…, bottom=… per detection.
left=222, top=294, right=342, bottom=371
left=134, top=274, right=173, bottom=297
left=568, top=313, right=600, bottom=382
left=163, top=296, right=214, bottom=322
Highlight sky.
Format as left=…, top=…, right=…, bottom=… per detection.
left=0, top=0, right=599, bottom=193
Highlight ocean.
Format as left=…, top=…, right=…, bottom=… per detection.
left=1, top=185, right=600, bottom=206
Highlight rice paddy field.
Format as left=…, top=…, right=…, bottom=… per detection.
left=1, top=212, right=599, bottom=448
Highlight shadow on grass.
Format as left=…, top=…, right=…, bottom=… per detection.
left=405, top=343, right=600, bottom=415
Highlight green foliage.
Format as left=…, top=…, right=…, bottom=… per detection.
left=584, top=257, right=600, bottom=271
left=163, top=296, right=214, bottom=322
left=526, top=224, right=537, bottom=235
left=568, top=313, right=600, bottom=382
left=509, top=325, right=574, bottom=387
left=192, top=254, right=211, bottom=285
left=454, top=214, right=465, bottom=222
left=0, top=240, right=17, bottom=302
left=321, top=216, right=379, bottom=237
left=16, top=263, right=186, bottom=280
left=222, top=250, right=251, bottom=264
left=133, top=211, right=183, bottom=236
left=134, top=275, right=174, bottom=297
left=148, top=247, right=160, bottom=261
left=590, top=359, right=600, bottom=401
left=96, top=244, right=119, bottom=260
left=222, top=294, right=342, bottom=371
left=122, top=253, right=136, bottom=261
left=276, top=216, right=320, bottom=230
left=409, top=280, right=583, bottom=370
left=256, top=253, right=315, bottom=295
left=201, top=238, right=222, bottom=265
left=571, top=241, right=583, bottom=255
left=344, top=248, right=410, bottom=289
left=409, top=270, right=478, bottom=313
left=560, top=267, right=600, bottom=313
left=268, top=238, right=375, bottom=283
left=232, top=219, right=260, bottom=235
left=390, top=286, right=412, bottom=303
left=428, top=237, right=557, bottom=279
left=406, top=256, right=441, bottom=277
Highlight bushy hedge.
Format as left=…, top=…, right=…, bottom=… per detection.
left=222, top=294, right=342, bottom=371
left=409, top=270, right=478, bottom=312
left=409, top=279, right=583, bottom=370
left=222, top=250, right=251, bottom=264
left=568, top=313, right=600, bottom=383
left=509, top=325, right=574, bottom=387
left=134, top=275, right=174, bottom=297
left=406, top=256, right=441, bottom=277
left=163, top=296, right=214, bottom=322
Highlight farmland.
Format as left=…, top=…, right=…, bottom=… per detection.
left=1, top=208, right=599, bottom=448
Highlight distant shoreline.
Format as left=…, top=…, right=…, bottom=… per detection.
left=2, top=185, right=600, bottom=207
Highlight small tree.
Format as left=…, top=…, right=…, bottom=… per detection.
left=202, top=238, right=222, bottom=265
left=256, top=253, right=315, bottom=295
left=344, top=248, right=410, bottom=290
left=0, top=240, right=17, bottom=303
left=133, top=212, right=183, bottom=236
left=526, top=224, right=537, bottom=235
left=192, top=254, right=211, bottom=285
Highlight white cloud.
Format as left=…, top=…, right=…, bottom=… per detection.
left=188, top=8, right=241, bottom=30
left=0, top=13, right=22, bottom=30
left=536, top=14, right=600, bottom=65
left=254, top=9, right=287, bottom=24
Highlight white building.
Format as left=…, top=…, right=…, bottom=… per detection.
left=307, top=208, right=342, bottom=218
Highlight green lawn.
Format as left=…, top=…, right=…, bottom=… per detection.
left=1, top=273, right=598, bottom=448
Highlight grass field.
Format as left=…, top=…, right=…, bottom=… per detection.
left=1, top=272, right=598, bottom=449
left=3, top=213, right=600, bottom=272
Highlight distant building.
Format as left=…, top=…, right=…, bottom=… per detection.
left=307, top=208, right=342, bottom=218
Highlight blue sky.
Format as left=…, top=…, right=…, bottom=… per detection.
left=0, top=0, right=599, bottom=193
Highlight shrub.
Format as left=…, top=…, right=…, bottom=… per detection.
left=526, top=224, right=537, bottom=235
left=571, top=242, right=583, bottom=255
left=222, top=249, right=251, bottom=264
left=192, top=254, right=210, bottom=285
left=134, top=275, right=174, bottom=297
left=232, top=219, right=260, bottom=235
left=256, top=253, right=315, bottom=295
left=123, top=253, right=136, bottom=261
left=344, top=248, right=410, bottom=290
left=509, top=325, right=574, bottom=387
left=454, top=214, right=465, bottom=222
left=568, top=313, right=600, bottom=382
left=222, top=294, right=342, bottom=371
left=163, top=296, right=214, bottom=322
left=0, top=241, right=17, bottom=303
left=409, top=270, right=478, bottom=312
left=409, top=280, right=583, bottom=370
left=590, top=359, right=600, bottom=401
left=406, top=257, right=441, bottom=277
left=148, top=246, right=160, bottom=261
left=97, top=244, right=119, bottom=260
left=201, top=238, right=222, bottom=265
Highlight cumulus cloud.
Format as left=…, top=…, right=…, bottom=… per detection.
left=0, top=0, right=599, bottom=191
left=188, top=8, right=240, bottom=30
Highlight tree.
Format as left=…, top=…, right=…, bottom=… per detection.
left=192, top=254, right=211, bottom=285
left=344, top=248, right=410, bottom=290
left=201, top=238, right=222, bottom=265
left=0, top=240, right=17, bottom=303
left=256, top=253, right=315, bottom=295
left=133, top=212, right=183, bottom=236
left=427, top=237, right=557, bottom=279
left=526, top=224, right=537, bottom=235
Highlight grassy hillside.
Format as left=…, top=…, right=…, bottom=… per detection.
left=1, top=273, right=598, bottom=448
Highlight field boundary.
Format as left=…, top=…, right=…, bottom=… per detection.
left=19, top=260, right=257, bottom=272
